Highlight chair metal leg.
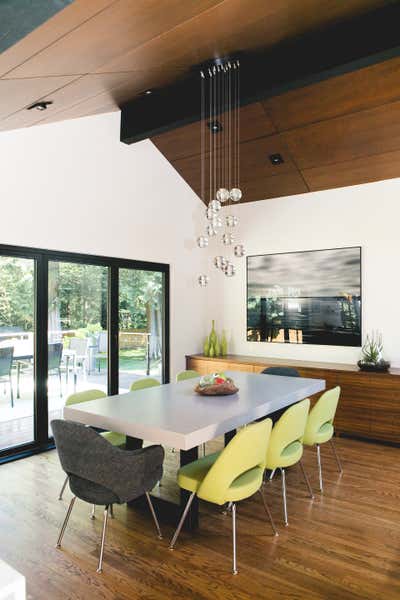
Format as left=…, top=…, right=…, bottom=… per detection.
left=329, top=438, right=343, bottom=473
left=258, top=489, right=278, bottom=536
left=316, top=444, right=323, bottom=492
left=108, top=504, right=114, bottom=519
left=58, top=475, right=68, bottom=500
left=299, top=459, right=314, bottom=499
left=145, top=492, right=162, bottom=539
left=56, top=496, right=76, bottom=548
left=9, top=375, right=14, bottom=408
left=58, top=368, right=62, bottom=397
left=280, top=468, right=288, bottom=526
left=169, top=492, right=195, bottom=550
left=269, top=468, right=276, bottom=481
left=232, top=503, right=238, bottom=575
left=96, top=506, right=109, bottom=574
left=90, top=504, right=96, bottom=520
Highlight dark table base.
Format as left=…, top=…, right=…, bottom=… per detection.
left=127, top=431, right=236, bottom=531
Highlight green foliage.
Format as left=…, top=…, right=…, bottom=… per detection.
left=361, top=331, right=384, bottom=364
left=0, top=257, right=34, bottom=331
left=0, top=258, right=162, bottom=335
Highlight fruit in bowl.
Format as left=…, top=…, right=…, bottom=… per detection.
left=195, top=372, right=238, bottom=396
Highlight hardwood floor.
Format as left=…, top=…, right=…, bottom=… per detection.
left=0, top=438, right=399, bottom=599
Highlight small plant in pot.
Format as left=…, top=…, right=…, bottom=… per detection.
left=358, top=331, right=390, bottom=372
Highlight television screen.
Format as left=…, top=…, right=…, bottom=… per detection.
left=247, top=247, right=361, bottom=347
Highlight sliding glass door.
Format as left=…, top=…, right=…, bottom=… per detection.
left=0, top=255, right=35, bottom=451
left=0, top=245, right=169, bottom=460
left=47, top=261, right=108, bottom=431
left=119, top=268, right=164, bottom=392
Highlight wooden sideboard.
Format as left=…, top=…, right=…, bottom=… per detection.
left=186, top=354, right=400, bottom=445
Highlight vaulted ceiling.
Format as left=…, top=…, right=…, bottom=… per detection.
left=0, top=0, right=390, bottom=131
left=1, top=0, right=400, bottom=204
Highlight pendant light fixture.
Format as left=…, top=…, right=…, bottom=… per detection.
left=197, top=59, right=244, bottom=286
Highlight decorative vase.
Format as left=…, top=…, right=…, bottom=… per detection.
left=203, top=337, right=210, bottom=357
left=221, top=330, right=228, bottom=356
left=214, top=336, right=221, bottom=357
left=209, top=344, right=215, bottom=358
left=209, top=320, right=217, bottom=347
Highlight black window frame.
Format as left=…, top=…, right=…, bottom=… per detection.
left=0, top=243, right=170, bottom=463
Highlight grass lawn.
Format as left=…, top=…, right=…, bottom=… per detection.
left=96, top=348, right=158, bottom=372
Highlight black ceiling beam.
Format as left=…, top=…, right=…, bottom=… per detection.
left=121, top=2, right=400, bottom=145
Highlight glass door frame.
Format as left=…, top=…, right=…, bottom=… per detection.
left=0, top=243, right=170, bottom=462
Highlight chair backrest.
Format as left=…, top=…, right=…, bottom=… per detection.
left=261, top=366, right=300, bottom=377
left=130, top=377, right=160, bottom=392
left=304, top=387, right=341, bottom=443
left=69, top=337, right=89, bottom=356
left=48, top=342, right=63, bottom=371
left=51, top=419, right=164, bottom=503
left=176, top=369, right=199, bottom=382
left=65, top=388, right=107, bottom=407
left=0, top=346, right=13, bottom=377
left=197, top=418, right=272, bottom=505
left=266, top=399, right=310, bottom=466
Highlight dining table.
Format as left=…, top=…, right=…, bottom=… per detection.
left=63, top=370, right=325, bottom=529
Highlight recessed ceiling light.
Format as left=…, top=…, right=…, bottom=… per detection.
left=27, top=101, right=53, bottom=111
left=207, top=120, right=223, bottom=133
left=144, top=89, right=152, bottom=95
left=269, top=153, right=284, bottom=165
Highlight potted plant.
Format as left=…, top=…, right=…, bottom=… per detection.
left=357, top=331, right=390, bottom=372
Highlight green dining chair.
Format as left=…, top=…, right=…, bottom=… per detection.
left=303, top=386, right=342, bottom=492
left=265, top=399, right=313, bottom=526
left=176, top=369, right=200, bottom=382
left=57, top=389, right=126, bottom=506
left=129, top=377, right=161, bottom=391
left=169, top=418, right=276, bottom=574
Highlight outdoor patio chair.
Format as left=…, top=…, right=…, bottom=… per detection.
left=49, top=343, right=63, bottom=397
left=0, top=347, right=14, bottom=408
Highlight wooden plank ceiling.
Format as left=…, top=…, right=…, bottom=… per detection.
left=0, top=0, right=399, bottom=203
left=0, top=0, right=388, bottom=133
left=152, top=55, right=400, bottom=202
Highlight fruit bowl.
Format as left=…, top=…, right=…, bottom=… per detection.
left=195, top=372, right=238, bottom=396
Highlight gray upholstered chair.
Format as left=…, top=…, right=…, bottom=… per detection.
left=261, top=366, right=300, bottom=377
left=0, top=347, right=14, bottom=407
left=52, top=419, right=164, bottom=573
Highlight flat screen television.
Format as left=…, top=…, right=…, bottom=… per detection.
left=247, top=247, right=361, bottom=347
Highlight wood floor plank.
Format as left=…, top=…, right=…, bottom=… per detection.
left=0, top=438, right=399, bottom=599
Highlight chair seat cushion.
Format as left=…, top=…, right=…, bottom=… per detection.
left=178, top=451, right=221, bottom=493
left=69, top=474, right=120, bottom=505
left=178, top=451, right=264, bottom=503
left=101, top=431, right=126, bottom=447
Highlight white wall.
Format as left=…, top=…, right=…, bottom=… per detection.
left=0, top=111, right=208, bottom=377
left=207, top=180, right=400, bottom=367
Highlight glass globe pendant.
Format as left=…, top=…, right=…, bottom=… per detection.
left=226, top=215, right=238, bottom=227
left=234, top=244, right=245, bottom=257
left=222, top=232, right=234, bottom=245
left=216, top=188, right=230, bottom=203
left=197, top=236, right=209, bottom=248
left=230, top=188, right=242, bottom=202
left=211, top=215, right=223, bottom=230
left=214, top=256, right=227, bottom=269
left=224, top=262, right=236, bottom=277
left=209, top=199, right=221, bottom=213
left=206, top=224, right=217, bottom=237
left=198, top=274, right=209, bottom=287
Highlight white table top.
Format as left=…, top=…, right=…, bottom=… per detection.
left=63, top=371, right=325, bottom=450
left=0, top=558, right=25, bottom=600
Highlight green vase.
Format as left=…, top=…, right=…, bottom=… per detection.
left=214, top=336, right=221, bottom=357
left=209, top=343, right=215, bottom=358
left=203, top=337, right=210, bottom=357
left=221, top=330, right=228, bottom=356
left=209, top=320, right=217, bottom=347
